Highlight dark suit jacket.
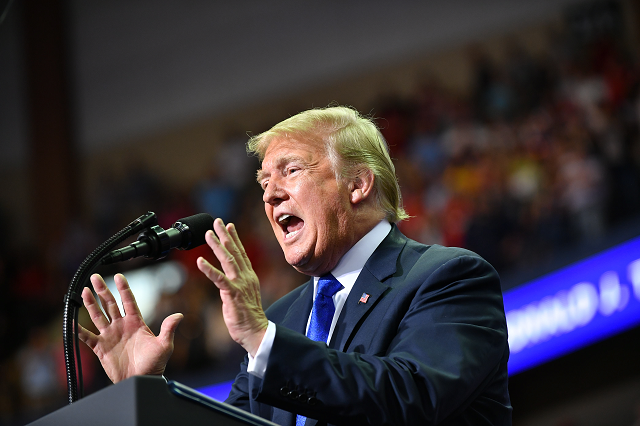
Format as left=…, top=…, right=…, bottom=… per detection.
left=226, top=225, right=512, bottom=425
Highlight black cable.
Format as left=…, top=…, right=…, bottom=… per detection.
left=74, top=306, right=83, bottom=398
left=62, top=294, right=78, bottom=403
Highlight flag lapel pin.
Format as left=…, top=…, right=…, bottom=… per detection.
left=358, top=293, right=370, bottom=304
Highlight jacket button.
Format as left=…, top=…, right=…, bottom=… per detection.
left=280, top=386, right=289, bottom=396
left=288, top=390, right=299, bottom=399
left=307, top=396, right=318, bottom=406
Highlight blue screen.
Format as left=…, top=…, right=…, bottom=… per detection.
left=198, top=380, right=234, bottom=401
left=503, top=235, right=640, bottom=375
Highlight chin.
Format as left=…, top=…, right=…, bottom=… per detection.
left=285, top=252, right=318, bottom=275
left=284, top=250, right=306, bottom=268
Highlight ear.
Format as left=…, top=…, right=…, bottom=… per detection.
left=349, top=169, right=375, bottom=205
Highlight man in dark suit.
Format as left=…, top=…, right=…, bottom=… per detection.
left=79, top=106, right=512, bottom=425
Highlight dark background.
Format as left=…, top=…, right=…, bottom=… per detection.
left=1, top=1, right=640, bottom=424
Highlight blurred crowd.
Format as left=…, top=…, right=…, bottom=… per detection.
left=2, top=16, right=640, bottom=426
left=390, top=35, right=640, bottom=274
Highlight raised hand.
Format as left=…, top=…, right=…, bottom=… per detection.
left=78, top=273, right=183, bottom=383
left=197, top=219, right=268, bottom=357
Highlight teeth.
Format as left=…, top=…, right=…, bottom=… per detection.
left=278, top=214, right=291, bottom=224
left=286, top=229, right=300, bottom=239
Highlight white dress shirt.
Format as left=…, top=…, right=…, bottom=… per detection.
left=247, top=220, right=392, bottom=378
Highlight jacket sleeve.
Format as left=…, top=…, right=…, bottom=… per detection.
left=225, top=356, right=251, bottom=410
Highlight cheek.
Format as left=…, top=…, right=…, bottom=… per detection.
left=264, top=206, right=279, bottom=231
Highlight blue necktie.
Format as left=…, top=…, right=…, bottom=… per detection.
left=296, top=274, right=343, bottom=426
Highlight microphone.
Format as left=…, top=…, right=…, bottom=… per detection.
left=101, top=213, right=214, bottom=265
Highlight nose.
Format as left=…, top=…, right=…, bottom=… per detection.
left=263, top=177, right=288, bottom=206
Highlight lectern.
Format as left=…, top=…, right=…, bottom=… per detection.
left=28, top=375, right=277, bottom=426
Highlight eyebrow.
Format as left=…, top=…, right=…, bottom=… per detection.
left=256, top=154, right=306, bottom=183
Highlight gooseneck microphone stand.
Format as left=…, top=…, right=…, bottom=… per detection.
left=63, top=212, right=158, bottom=404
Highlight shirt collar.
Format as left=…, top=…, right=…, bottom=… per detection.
left=313, top=220, right=392, bottom=294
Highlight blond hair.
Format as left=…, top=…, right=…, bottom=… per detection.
left=247, top=106, right=408, bottom=223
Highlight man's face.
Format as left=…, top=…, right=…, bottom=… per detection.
left=258, top=136, right=354, bottom=276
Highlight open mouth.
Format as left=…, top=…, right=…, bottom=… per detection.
left=278, top=214, right=304, bottom=239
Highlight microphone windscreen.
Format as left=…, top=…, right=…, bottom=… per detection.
left=176, top=213, right=215, bottom=249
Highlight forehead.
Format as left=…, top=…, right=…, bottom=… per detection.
left=261, top=136, right=326, bottom=168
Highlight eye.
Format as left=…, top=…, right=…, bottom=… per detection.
left=261, top=180, right=269, bottom=190
left=286, top=167, right=299, bottom=176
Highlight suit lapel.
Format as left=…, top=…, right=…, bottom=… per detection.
left=279, top=277, right=314, bottom=334
left=329, top=225, right=407, bottom=352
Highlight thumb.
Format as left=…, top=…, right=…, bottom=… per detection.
left=158, top=313, right=184, bottom=346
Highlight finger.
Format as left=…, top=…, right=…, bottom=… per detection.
left=213, top=218, right=235, bottom=251
left=114, top=273, right=142, bottom=318
left=91, top=274, right=122, bottom=322
left=158, top=313, right=184, bottom=347
left=214, top=219, right=247, bottom=276
left=197, top=256, right=231, bottom=291
left=82, top=284, right=110, bottom=331
left=78, top=324, right=99, bottom=350
left=227, top=223, right=252, bottom=270
left=207, top=225, right=241, bottom=279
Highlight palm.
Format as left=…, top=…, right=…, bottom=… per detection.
left=78, top=274, right=183, bottom=383
left=96, top=315, right=171, bottom=382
